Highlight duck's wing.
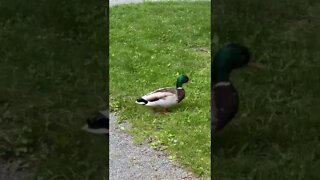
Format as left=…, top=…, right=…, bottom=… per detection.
left=142, top=87, right=177, bottom=102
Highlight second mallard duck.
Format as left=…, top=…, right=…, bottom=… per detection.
left=135, top=75, right=189, bottom=113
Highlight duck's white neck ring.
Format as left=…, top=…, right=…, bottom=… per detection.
left=177, top=87, right=183, bottom=89
left=214, top=82, right=231, bottom=87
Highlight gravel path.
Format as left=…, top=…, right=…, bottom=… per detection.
left=109, top=113, right=199, bottom=180
left=110, top=1, right=202, bottom=179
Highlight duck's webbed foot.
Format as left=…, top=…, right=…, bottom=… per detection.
left=162, top=108, right=171, bottom=115
left=151, top=107, right=159, bottom=113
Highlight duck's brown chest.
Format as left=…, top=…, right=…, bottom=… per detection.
left=177, top=88, right=185, bottom=103
left=212, top=84, right=239, bottom=132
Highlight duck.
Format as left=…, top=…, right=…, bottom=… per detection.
left=135, top=74, right=189, bottom=113
left=212, top=43, right=263, bottom=133
left=82, top=110, right=109, bottom=134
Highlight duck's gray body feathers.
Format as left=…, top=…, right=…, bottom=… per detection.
left=136, top=87, right=185, bottom=108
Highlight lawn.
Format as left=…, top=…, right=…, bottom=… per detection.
left=212, top=0, right=320, bottom=179
left=0, top=0, right=108, bottom=179
left=109, top=2, right=211, bottom=177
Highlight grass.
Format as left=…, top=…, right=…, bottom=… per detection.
left=0, top=0, right=108, bottom=179
left=110, top=2, right=211, bottom=177
left=213, top=0, right=320, bottom=179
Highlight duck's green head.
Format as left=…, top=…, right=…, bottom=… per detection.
left=212, top=43, right=251, bottom=83
left=176, top=75, right=189, bottom=88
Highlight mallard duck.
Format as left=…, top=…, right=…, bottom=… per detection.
left=82, top=110, right=109, bottom=134
left=135, top=75, right=189, bottom=113
left=212, top=43, right=263, bottom=132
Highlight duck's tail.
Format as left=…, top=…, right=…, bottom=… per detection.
left=82, top=111, right=109, bottom=134
left=135, top=98, right=148, bottom=105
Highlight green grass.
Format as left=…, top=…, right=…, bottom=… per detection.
left=213, top=0, right=320, bottom=179
left=110, top=2, right=210, bottom=177
left=0, top=0, right=108, bottom=179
